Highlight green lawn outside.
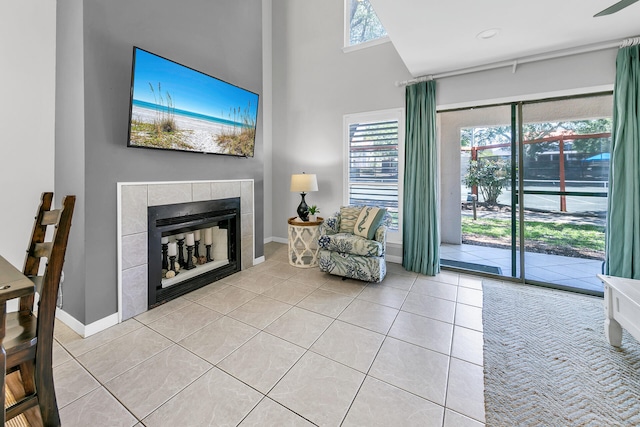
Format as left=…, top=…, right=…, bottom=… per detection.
left=462, top=217, right=605, bottom=253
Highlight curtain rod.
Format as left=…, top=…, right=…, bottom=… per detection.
left=621, top=36, right=640, bottom=47
left=395, top=38, right=632, bottom=87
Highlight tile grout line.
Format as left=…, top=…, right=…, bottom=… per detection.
left=338, top=287, right=406, bottom=426
left=440, top=273, right=461, bottom=425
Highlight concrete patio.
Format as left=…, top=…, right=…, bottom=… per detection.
left=440, top=243, right=604, bottom=293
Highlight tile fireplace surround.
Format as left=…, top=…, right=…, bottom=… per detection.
left=118, top=180, right=255, bottom=322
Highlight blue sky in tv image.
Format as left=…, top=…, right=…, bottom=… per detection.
left=131, top=47, right=258, bottom=125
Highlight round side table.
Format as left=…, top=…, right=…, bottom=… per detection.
left=287, top=217, right=323, bottom=268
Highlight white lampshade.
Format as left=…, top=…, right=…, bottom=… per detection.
left=290, top=173, right=318, bottom=193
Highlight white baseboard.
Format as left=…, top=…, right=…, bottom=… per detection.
left=386, top=242, right=402, bottom=265
left=254, top=255, right=265, bottom=265
left=56, top=309, right=119, bottom=338
left=386, top=254, right=402, bottom=264
left=265, top=236, right=287, bottom=245
left=55, top=309, right=84, bottom=336
left=85, top=313, right=119, bottom=337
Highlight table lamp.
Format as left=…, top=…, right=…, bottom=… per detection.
left=290, top=172, right=318, bottom=221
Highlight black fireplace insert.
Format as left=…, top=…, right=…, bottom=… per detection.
left=147, top=198, right=241, bottom=308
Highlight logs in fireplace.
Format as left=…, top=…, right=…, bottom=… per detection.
left=147, top=198, right=241, bottom=308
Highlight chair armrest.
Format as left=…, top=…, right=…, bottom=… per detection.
left=373, top=211, right=393, bottom=249
left=374, top=225, right=388, bottom=245
left=320, top=214, right=340, bottom=236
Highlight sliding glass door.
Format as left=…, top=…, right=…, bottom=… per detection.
left=440, top=93, right=612, bottom=295
left=441, top=104, right=516, bottom=276
left=519, top=96, right=611, bottom=292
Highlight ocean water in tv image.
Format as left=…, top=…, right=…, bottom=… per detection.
left=128, top=48, right=258, bottom=157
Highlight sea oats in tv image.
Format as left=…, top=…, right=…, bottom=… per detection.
left=127, top=47, right=259, bottom=157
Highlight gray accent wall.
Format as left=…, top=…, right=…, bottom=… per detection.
left=56, top=0, right=86, bottom=324
left=56, top=0, right=263, bottom=325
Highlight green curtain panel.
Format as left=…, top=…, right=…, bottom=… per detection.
left=606, top=44, right=640, bottom=279
left=403, top=80, right=440, bottom=275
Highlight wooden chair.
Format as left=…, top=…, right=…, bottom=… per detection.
left=1, top=192, right=75, bottom=426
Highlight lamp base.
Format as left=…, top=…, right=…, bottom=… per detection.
left=297, top=192, right=309, bottom=221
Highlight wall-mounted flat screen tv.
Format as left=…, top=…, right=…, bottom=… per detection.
left=127, top=47, right=259, bottom=157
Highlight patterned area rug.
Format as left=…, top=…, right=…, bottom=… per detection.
left=483, top=279, right=640, bottom=426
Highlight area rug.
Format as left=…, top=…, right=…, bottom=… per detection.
left=483, top=279, right=640, bottom=426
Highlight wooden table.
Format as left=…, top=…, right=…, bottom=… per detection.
left=597, top=274, right=640, bottom=347
left=0, top=256, right=36, bottom=425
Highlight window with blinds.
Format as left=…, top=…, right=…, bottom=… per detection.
left=347, top=117, right=400, bottom=231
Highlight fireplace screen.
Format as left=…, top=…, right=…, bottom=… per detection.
left=147, top=198, right=240, bottom=308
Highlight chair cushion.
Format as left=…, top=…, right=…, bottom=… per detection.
left=318, top=233, right=383, bottom=257
left=339, top=206, right=363, bottom=234
left=354, top=206, right=387, bottom=240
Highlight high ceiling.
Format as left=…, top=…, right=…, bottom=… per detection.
left=370, top=0, right=640, bottom=77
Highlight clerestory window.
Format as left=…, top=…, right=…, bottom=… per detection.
left=345, top=0, right=389, bottom=49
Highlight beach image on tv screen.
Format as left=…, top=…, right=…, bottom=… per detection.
left=128, top=48, right=259, bottom=157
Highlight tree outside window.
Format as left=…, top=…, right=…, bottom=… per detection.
left=347, top=0, right=387, bottom=46
left=461, top=119, right=612, bottom=205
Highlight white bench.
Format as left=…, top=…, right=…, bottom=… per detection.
left=597, top=274, right=640, bottom=346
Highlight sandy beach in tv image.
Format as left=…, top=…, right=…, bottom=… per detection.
left=130, top=103, right=236, bottom=154
left=128, top=47, right=258, bottom=157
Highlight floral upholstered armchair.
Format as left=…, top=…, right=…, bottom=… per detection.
left=318, top=205, right=391, bottom=283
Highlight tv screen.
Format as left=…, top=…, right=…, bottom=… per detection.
left=127, top=47, right=259, bottom=157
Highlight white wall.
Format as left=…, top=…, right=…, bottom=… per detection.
left=0, top=1, right=56, bottom=267
left=263, top=0, right=273, bottom=242
left=436, top=48, right=617, bottom=109
left=271, top=0, right=412, bottom=249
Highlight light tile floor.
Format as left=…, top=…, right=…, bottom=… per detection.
left=51, top=242, right=486, bottom=427
left=441, top=242, right=604, bottom=293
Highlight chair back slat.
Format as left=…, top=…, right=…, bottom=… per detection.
left=22, top=193, right=52, bottom=279
left=32, top=242, right=53, bottom=259
left=41, top=210, right=61, bottom=226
